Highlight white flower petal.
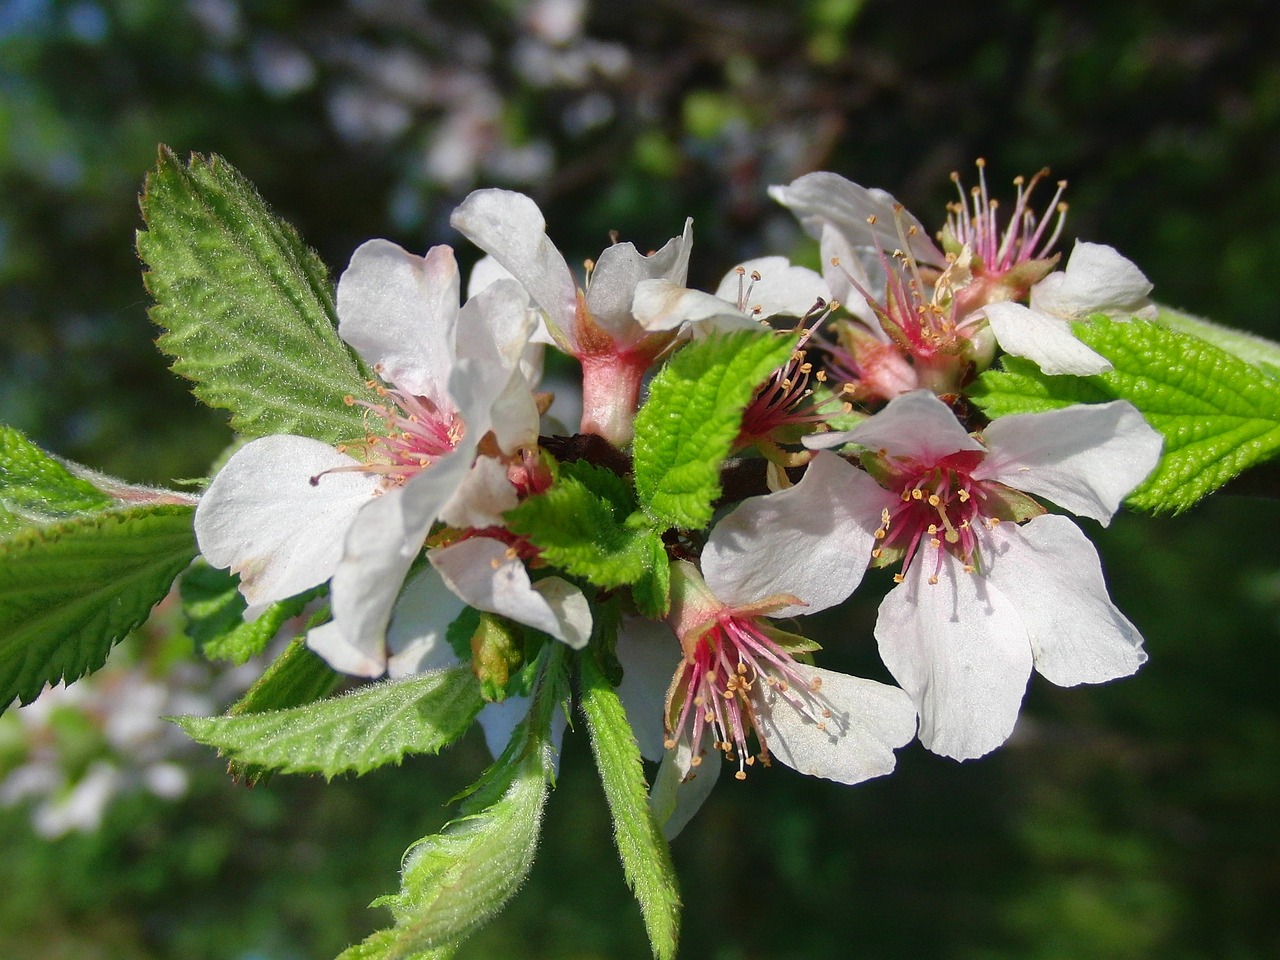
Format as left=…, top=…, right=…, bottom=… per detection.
left=430, top=538, right=591, bottom=649
left=585, top=219, right=693, bottom=339
left=336, top=241, right=459, bottom=406
left=195, top=435, right=379, bottom=615
left=712, top=256, right=831, bottom=319
left=984, top=516, right=1146, bottom=686
left=319, top=448, right=477, bottom=676
left=819, top=223, right=881, bottom=324
left=305, top=619, right=386, bottom=678
left=754, top=665, right=916, bottom=784
left=465, top=257, right=547, bottom=384
left=452, top=281, right=541, bottom=455
left=529, top=576, right=593, bottom=650
left=439, top=455, right=519, bottom=530
left=702, top=451, right=884, bottom=616
left=982, top=301, right=1113, bottom=376
left=466, top=253, right=516, bottom=298
left=385, top=567, right=468, bottom=679
left=615, top=617, right=682, bottom=762
left=976, top=400, right=1163, bottom=525
left=650, top=732, right=720, bottom=840
left=828, top=389, right=983, bottom=460
left=450, top=188, right=579, bottom=331
left=1031, top=241, right=1154, bottom=319
left=769, top=172, right=944, bottom=268
left=876, top=553, right=1034, bottom=760
left=631, top=278, right=755, bottom=333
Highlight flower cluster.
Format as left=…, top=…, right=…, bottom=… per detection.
left=197, top=162, right=1163, bottom=835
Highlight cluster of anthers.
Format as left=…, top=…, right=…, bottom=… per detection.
left=870, top=452, right=995, bottom=583
left=738, top=295, right=857, bottom=452
left=313, top=373, right=462, bottom=488
left=943, top=159, right=1068, bottom=277
left=665, top=611, right=832, bottom=780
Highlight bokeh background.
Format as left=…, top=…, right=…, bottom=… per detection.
left=2, top=0, right=1280, bottom=957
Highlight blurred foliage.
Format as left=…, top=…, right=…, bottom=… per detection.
left=1, top=0, right=1278, bottom=958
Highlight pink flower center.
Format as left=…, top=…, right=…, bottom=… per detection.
left=871, top=450, right=1002, bottom=582
left=665, top=612, right=830, bottom=780
left=310, top=376, right=461, bottom=489
left=738, top=319, right=852, bottom=446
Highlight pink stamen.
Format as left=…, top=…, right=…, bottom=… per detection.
left=666, top=611, right=828, bottom=780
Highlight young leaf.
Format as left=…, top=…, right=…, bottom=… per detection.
left=0, top=426, right=114, bottom=536
left=181, top=561, right=316, bottom=665
left=970, top=317, right=1280, bottom=513
left=580, top=641, right=681, bottom=960
left=632, top=330, right=796, bottom=529
left=137, top=148, right=380, bottom=444
left=631, top=534, right=671, bottom=620
left=0, top=505, right=197, bottom=710
left=505, top=459, right=663, bottom=592
left=174, top=667, right=483, bottom=780
left=342, top=645, right=569, bottom=959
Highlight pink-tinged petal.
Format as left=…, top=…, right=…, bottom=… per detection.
left=984, top=516, right=1146, bottom=686
left=650, top=731, right=720, bottom=840
left=195, top=435, right=379, bottom=616
left=305, top=620, right=385, bottom=678
left=336, top=241, right=459, bottom=406
left=430, top=538, right=591, bottom=649
left=713, top=257, right=831, bottom=320
left=586, top=219, right=694, bottom=339
left=821, top=389, right=982, bottom=460
left=476, top=693, right=568, bottom=764
left=769, top=172, right=945, bottom=268
left=754, top=665, right=916, bottom=784
left=975, top=400, right=1162, bottom=525
left=320, top=448, right=477, bottom=676
left=702, top=452, right=884, bottom=616
left=876, top=553, right=1034, bottom=760
left=632, top=279, right=755, bottom=333
left=385, top=567, right=468, bottom=679
left=439, top=456, right=519, bottom=530
left=450, top=189, right=578, bottom=331
left=982, top=301, right=1113, bottom=376
left=615, top=618, right=682, bottom=762
left=1031, top=242, right=1154, bottom=320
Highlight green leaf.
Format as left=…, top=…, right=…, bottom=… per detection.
left=174, top=666, right=483, bottom=780
left=344, top=645, right=569, bottom=960
left=505, top=459, right=665, bottom=595
left=0, top=505, right=197, bottom=710
left=580, top=638, right=681, bottom=960
left=1157, top=305, right=1280, bottom=375
left=631, top=535, right=671, bottom=620
left=337, top=933, right=457, bottom=960
left=633, top=330, right=796, bottom=529
left=0, top=427, right=114, bottom=536
left=226, top=632, right=340, bottom=714
left=970, top=318, right=1280, bottom=513
left=180, top=561, right=316, bottom=665
left=137, top=148, right=380, bottom=443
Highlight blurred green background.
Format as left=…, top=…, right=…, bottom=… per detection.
left=2, top=0, right=1279, bottom=957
